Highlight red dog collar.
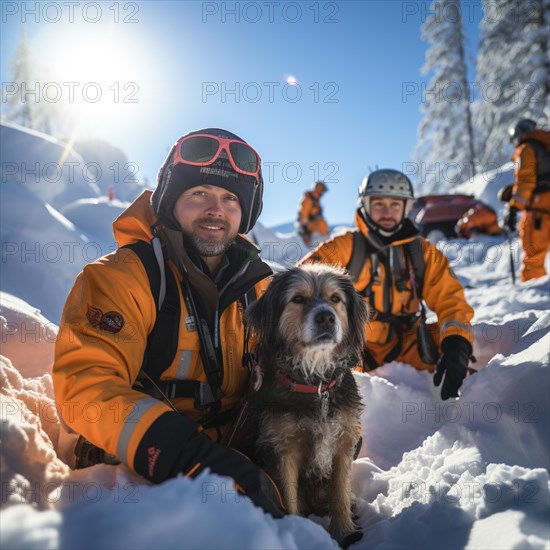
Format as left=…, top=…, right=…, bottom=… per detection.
left=276, top=372, right=337, bottom=394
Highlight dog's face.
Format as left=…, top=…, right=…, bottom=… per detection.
left=246, top=264, right=368, bottom=367
left=278, top=268, right=350, bottom=351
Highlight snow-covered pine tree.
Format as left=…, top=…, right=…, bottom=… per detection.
left=413, top=0, right=476, bottom=195
left=475, top=0, right=550, bottom=168
left=4, top=28, right=37, bottom=129
left=3, top=28, right=66, bottom=135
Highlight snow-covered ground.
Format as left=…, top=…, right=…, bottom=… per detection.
left=1, top=124, right=549, bottom=549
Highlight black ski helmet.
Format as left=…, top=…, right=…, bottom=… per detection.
left=509, top=119, right=537, bottom=144
left=151, top=128, right=264, bottom=234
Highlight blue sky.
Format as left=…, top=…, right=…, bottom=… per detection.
left=1, top=1, right=483, bottom=227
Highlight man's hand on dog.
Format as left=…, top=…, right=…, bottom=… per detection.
left=171, top=431, right=285, bottom=518
left=433, top=335, right=471, bottom=400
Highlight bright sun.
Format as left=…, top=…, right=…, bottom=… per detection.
left=41, top=27, right=146, bottom=138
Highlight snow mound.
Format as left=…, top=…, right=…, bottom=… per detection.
left=72, top=138, right=147, bottom=203
left=1, top=355, right=69, bottom=511
left=59, top=197, right=127, bottom=252
left=0, top=181, right=91, bottom=323
left=0, top=121, right=100, bottom=209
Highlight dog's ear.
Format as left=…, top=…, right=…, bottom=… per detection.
left=340, top=274, right=369, bottom=354
left=244, top=272, right=286, bottom=357
left=244, top=294, right=264, bottom=336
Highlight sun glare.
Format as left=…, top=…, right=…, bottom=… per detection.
left=40, top=27, right=147, bottom=139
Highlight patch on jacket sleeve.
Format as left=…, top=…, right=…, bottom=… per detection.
left=86, top=305, right=125, bottom=333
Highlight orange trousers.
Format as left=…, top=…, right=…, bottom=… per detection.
left=519, top=192, right=550, bottom=281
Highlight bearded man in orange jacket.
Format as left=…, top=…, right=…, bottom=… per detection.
left=505, top=119, right=550, bottom=281
left=53, top=128, right=284, bottom=517
left=301, top=169, right=475, bottom=400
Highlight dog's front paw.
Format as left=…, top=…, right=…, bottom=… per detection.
left=329, top=520, right=362, bottom=549
left=341, top=529, right=363, bottom=548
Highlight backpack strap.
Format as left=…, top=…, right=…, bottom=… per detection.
left=523, top=138, right=550, bottom=188
left=125, top=240, right=221, bottom=412
left=123, top=240, right=180, bottom=382
left=346, top=230, right=370, bottom=283
left=403, top=238, right=425, bottom=296
left=380, top=239, right=426, bottom=364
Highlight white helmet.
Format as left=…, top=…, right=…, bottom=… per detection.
left=359, top=168, right=414, bottom=211
left=359, top=169, right=414, bottom=200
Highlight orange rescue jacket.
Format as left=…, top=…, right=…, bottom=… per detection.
left=298, top=191, right=329, bottom=234
left=510, top=130, right=550, bottom=212
left=53, top=191, right=271, bottom=481
left=300, top=211, right=474, bottom=349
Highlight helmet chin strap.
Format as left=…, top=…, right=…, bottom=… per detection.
left=376, top=222, right=403, bottom=237
left=361, top=206, right=404, bottom=237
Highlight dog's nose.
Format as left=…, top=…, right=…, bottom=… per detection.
left=315, top=310, right=335, bottom=331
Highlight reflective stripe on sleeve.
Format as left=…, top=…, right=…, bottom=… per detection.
left=116, top=397, right=159, bottom=465
left=440, top=320, right=472, bottom=339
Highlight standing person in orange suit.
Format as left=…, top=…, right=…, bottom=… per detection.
left=505, top=119, right=550, bottom=281
left=296, top=181, right=330, bottom=247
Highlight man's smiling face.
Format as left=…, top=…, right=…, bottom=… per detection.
left=173, top=184, right=242, bottom=257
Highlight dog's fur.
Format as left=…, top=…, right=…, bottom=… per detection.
left=245, top=264, right=369, bottom=544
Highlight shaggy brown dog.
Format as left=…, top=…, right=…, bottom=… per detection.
left=244, top=264, right=369, bottom=545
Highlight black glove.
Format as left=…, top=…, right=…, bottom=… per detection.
left=433, top=335, right=471, bottom=400
left=172, top=431, right=285, bottom=518
left=504, top=207, right=518, bottom=232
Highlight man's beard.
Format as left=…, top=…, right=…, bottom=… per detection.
left=377, top=218, right=399, bottom=231
left=185, top=218, right=239, bottom=257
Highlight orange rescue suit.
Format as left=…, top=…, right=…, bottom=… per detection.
left=509, top=130, right=550, bottom=281
left=300, top=212, right=474, bottom=371
left=298, top=191, right=329, bottom=235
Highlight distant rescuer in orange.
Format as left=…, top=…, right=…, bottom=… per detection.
left=300, top=169, right=475, bottom=400
left=297, top=180, right=330, bottom=246
left=505, top=118, right=550, bottom=281
left=53, top=128, right=284, bottom=518
left=455, top=203, right=502, bottom=239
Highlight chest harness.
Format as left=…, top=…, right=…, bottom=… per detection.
left=346, top=231, right=428, bottom=370
left=124, top=235, right=257, bottom=437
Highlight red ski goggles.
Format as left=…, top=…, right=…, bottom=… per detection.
left=174, top=134, right=261, bottom=177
